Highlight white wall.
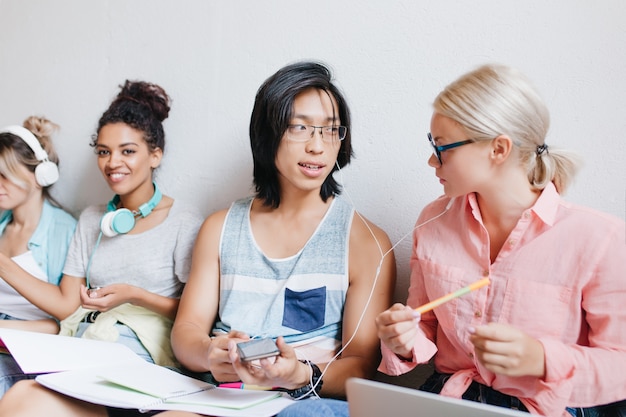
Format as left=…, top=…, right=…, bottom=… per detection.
left=1, top=0, right=625, bottom=301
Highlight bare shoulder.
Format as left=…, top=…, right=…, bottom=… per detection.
left=195, top=208, right=230, bottom=245
left=202, top=207, right=229, bottom=228
left=349, top=211, right=393, bottom=252
left=347, top=211, right=396, bottom=306
left=348, top=211, right=395, bottom=284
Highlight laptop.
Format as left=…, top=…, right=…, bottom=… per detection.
left=347, top=378, right=530, bottom=417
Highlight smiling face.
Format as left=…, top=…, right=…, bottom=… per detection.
left=274, top=88, right=342, bottom=197
left=94, top=122, right=162, bottom=198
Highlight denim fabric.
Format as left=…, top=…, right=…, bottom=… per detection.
left=598, top=400, right=626, bottom=417
left=277, top=398, right=349, bottom=417
left=0, top=314, right=36, bottom=397
left=274, top=377, right=608, bottom=417
left=421, top=372, right=600, bottom=417
left=0, top=349, right=36, bottom=397
left=275, top=373, right=611, bottom=417
left=419, top=372, right=528, bottom=412
left=73, top=322, right=154, bottom=364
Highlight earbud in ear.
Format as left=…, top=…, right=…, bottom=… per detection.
left=100, top=209, right=136, bottom=237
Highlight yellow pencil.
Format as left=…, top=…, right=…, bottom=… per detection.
left=415, top=277, right=490, bottom=314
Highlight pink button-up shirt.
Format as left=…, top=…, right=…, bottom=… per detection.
left=379, top=183, right=626, bottom=416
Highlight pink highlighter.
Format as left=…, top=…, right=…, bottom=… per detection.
left=218, top=382, right=277, bottom=391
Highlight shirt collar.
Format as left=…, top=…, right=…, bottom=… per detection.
left=0, top=210, right=11, bottom=230
left=30, top=200, right=57, bottom=248
left=529, top=182, right=560, bottom=226
left=465, top=181, right=561, bottom=227
left=0, top=200, right=56, bottom=249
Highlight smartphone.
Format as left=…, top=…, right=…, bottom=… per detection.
left=236, top=338, right=280, bottom=362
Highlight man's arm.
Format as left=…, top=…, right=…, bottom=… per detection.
left=318, top=212, right=396, bottom=397
left=170, top=210, right=226, bottom=375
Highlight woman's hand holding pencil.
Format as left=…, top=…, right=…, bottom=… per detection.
left=414, top=277, right=490, bottom=314
left=376, top=277, right=490, bottom=360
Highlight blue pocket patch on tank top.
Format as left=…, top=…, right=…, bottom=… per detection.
left=282, top=286, right=326, bottom=332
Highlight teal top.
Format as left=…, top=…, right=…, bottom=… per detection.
left=0, top=200, right=77, bottom=285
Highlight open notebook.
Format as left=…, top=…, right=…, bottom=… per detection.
left=35, top=360, right=293, bottom=416
left=0, top=327, right=143, bottom=373
left=0, top=328, right=293, bottom=417
left=347, top=378, right=530, bottom=417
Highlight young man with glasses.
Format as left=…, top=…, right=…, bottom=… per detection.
left=151, top=61, right=396, bottom=417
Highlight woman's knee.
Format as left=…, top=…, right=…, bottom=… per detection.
left=4, top=379, right=39, bottom=396
left=0, top=379, right=40, bottom=411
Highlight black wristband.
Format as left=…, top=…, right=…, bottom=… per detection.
left=286, top=360, right=323, bottom=399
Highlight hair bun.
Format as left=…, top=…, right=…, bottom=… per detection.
left=22, top=115, right=59, bottom=141
left=117, top=80, right=171, bottom=122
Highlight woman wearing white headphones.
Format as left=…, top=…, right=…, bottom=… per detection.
left=0, top=116, right=76, bottom=329
left=0, top=81, right=203, bottom=412
left=0, top=116, right=77, bottom=393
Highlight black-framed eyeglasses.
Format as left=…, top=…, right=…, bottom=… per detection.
left=427, top=132, right=475, bottom=165
left=286, top=124, right=347, bottom=143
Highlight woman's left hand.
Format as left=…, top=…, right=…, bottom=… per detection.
left=227, top=336, right=311, bottom=390
left=79, top=284, right=133, bottom=312
left=469, top=322, right=546, bottom=378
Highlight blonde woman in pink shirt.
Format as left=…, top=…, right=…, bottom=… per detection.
left=374, top=64, right=626, bottom=417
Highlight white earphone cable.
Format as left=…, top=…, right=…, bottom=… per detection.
left=301, top=163, right=452, bottom=396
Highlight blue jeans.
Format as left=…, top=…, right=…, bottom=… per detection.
left=0, top=314, right=37, bottom=397
left=0, top=347, right=37, bottom=397
left=76, top=322, right=154, bottom=363
left=421, top=372, right=600, bottom=417
left=276, top=372, right=605, bottom=417
left=277, top=398, right=348, bottom=417
left=0, top=319, right=153, bottom=398
left=419, top=372, right=528, bottom=412
left=598, top=400, right=626, bottom=417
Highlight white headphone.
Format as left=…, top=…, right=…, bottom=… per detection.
left=0, top=125, right=60, bottom=187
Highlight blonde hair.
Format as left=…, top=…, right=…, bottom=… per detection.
left=433, top=64, right=580, bottom=193
left=0, top=116, right=60, bottom=197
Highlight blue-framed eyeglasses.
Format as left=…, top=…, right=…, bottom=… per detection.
left=286, top=124, right=347, bottom=143
left=427, top=132, right=475, bottom=165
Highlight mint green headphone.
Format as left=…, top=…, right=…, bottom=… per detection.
left=100, top=182, right=162, bottom=237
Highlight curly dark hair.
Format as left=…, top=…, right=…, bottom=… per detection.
left=91, top=80, right=171, bottom=152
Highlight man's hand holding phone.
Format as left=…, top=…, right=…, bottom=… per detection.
left=236, top=338, right=280, bottom=362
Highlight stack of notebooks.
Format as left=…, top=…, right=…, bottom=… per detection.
left=0, top=328, right=294, bottom=417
